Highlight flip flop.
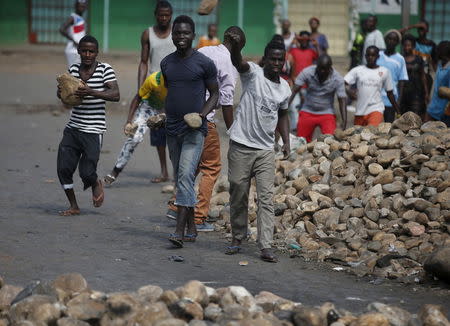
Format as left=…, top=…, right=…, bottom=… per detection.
left=92, top=180, right=104, bottom=208
left=168, top=233, right=183, bottom=248
left=104, top=174, right=116, bottom=185
left=151, top=176, right=169, bottom=183
left=183, top=233, right=197, bottom=242
left=225, top=246, right=241, bottom=255
left=58, top=208, right=80, bottom=216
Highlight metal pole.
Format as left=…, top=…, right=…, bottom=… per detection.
left=237, top=0, right=244, bottom=28
left=103, top=0, right=109, bottom=53
left=401, top=0, right=411, bottom=28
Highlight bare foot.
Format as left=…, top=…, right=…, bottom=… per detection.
left=92, top=179, right=104, bottom=207
left=59, top=208, right=80, bottom=216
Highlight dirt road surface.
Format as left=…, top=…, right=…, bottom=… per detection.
left=0, top=47, right=448, bottom=314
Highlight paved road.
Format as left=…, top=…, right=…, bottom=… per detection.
left=0, top=47, right=449, bottom=314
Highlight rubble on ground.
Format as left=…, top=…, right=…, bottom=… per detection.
left=209, top=112, right=450, bottom=283
left=0, top=273, right=449, bottom=326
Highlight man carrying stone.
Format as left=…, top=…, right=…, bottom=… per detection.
left=226, top=33, right=291, bottom=263
left=166, top=27, right=239, bottom=232
left=161, top=15, right=219, bottom=248
left=288, top=54, right=347, bottom=142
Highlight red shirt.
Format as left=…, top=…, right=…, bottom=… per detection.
left=289, top=48, right=318, bottom=78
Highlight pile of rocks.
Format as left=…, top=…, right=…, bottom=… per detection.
left=209, top=113, right=450, bottom=283
left=0, top=273, right=449, bottom=326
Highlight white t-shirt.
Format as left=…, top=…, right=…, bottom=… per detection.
left=362, top=29, right=386, bottom=64
left=229, top=62, right=291, bottom=150
left=344, top=65, right=393, bottom=116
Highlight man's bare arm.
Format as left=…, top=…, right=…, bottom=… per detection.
left=277, top=109, right=290, bottom=158
left=59, top=16, right=76, bottom=44
left=200, top=81, right=219, bottom=118
left=288, top=85, right=301, bottom=107
left=74, top=81, right=120, bottom=102
left=229, top=34, right=250, bottom=73
left=138, top=29, right=150, bottom=89
left=386, top=90, right=400, bottom=114
left=337, top=97, right=347, bottom=129
left=222, top=105, right=233, bottom=129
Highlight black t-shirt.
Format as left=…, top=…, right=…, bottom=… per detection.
left=161, top=50, right=217, bottom=136
left=404, top=55, right=425, bottom=97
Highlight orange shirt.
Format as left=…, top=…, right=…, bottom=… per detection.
left=197, top=35, right=221, bottom=49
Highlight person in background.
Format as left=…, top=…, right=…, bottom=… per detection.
left=134, top=0, right=175, bottom=184
left=289, top=55, right=347, bottom=142
left=376, top=29, right=408, bottom=123
left=362, top=15, right=385, bottom=64
left=288, top=31, right=318, bottom=131
left=197, top=23, right=221, bottom=48
left=426, top=41, right=450, bottom=126
left=59, top=0, right=87, bottom=68
left=400, top=34, right=429, bottom=117
left=344, top=46, right=399, bottom=127
left=281, top=19, right=296, bottom=50
left=309, top=17, right=329, bottom=56
left=399, top=20, right=437, bottom=76
left=349, top=18, right=368, bottom=69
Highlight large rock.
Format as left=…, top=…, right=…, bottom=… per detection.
left=179, top=281, right=209, bottom=307
left=313, top=208, right=341, bottom=226
left=137, top=285, right=163, bottom=303
left=52, top=273, right=88, bottom=302
left=0, top=284, right=23, bottom=310
left=419, top=304, right=450, bottom=326
left=392, top=112, right=422, bottom=132
left=169, top=299, right=204, bottom=321
left=133, top=302, right=172, bottom=326
left=9, top=295, right=60, bottom=324
left=66, top=293, right=106, bottom=321
left=351, top=313, right=390, bottom=326
left=292, top=307, right=327, bottom=326
left=423, top=246, right=450, bottom=283
left=367, top=302, right=411, bottom=326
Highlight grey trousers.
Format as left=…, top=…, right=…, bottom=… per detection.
left=228, top=140, right=275, bottom=249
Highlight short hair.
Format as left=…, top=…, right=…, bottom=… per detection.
left=173, top=15, right=195, bottom=33
left=419, top=20, right=429, bottom=29
left=366, top=45, right=379, bottom=55
left=309, top=17, right=320, bottom=25
left=78, top=35, right=98, bottom=49
left=299, top=30, right=310, bottom=37
left=271, top=34, right=284, bottom=45
left=317, top=54, right=332, bottom=66
left=368, top=14, right=378, bottom=23
left=264, top=40, right=285, bottom=57
left=402, top=33, right=416, bottom=46
left=224, top=26, right=244, bottom=42
left=208, top=23, right=217, bottom=29
left=437, top=41, right=450, bottom=59
left=155, top=0, right=172, bottom=14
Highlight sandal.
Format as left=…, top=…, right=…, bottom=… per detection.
left=58, top=208, right=80, bottom=216
left=260, top=248, right=278, bottom=263
left=225, top=246, right=241, bottom=255
left=92, top=180, right=104, bottom=208
left=168, top=233, right=184, bottom=248
left=151, top=176, right=169, bottom=183
left=104, top=174, right=116, bottom=185
left=183, top=233, right=197, bottom=242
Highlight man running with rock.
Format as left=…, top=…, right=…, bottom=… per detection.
left=57, top=35, right=120, bottom=215
left=161, top=15, right=219, bottom=248
left=226, top=32, right=291, bottom=263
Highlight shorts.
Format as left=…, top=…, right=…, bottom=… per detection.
left=150, top=127, right=166, bottom=147
left=354, top=111, right=383, bottom=127
left=297, top=111, right=336, bottom=142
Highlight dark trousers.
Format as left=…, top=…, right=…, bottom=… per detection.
left=57, top=128, right=102, bottom=190
left=383, top=106, right=396, bottom=123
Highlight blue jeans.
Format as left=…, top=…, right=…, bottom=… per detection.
left=167, top=130, right=205, bottom=207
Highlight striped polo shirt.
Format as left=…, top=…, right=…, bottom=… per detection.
left=67, top=62, right=117, bottom=134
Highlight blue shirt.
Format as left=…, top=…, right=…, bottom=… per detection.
left=161, top=50, right=217, bottom=136
left=377, top=51, right=408, bottom=107
left=427, top=62, right=450, bottom=120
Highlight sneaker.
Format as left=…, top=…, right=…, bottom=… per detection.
left=166, top=208, right=177, bottom=221
left=196, top=222, right=215, bottom=232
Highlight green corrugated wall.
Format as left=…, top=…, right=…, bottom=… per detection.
left=0, top=0, right=28, bottom=45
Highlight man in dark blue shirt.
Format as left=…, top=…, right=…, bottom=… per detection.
left=161, top=15, right=219, bottom=248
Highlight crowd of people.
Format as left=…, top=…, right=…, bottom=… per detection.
left=56, top=0, right=449, bottom=263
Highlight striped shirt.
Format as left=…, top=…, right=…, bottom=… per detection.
left=67, top=62, right=117, bottom=134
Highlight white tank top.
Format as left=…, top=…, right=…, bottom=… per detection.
left=67, top=13, right=86, bottom=47
left=148, top=27, right=176, bottom=73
